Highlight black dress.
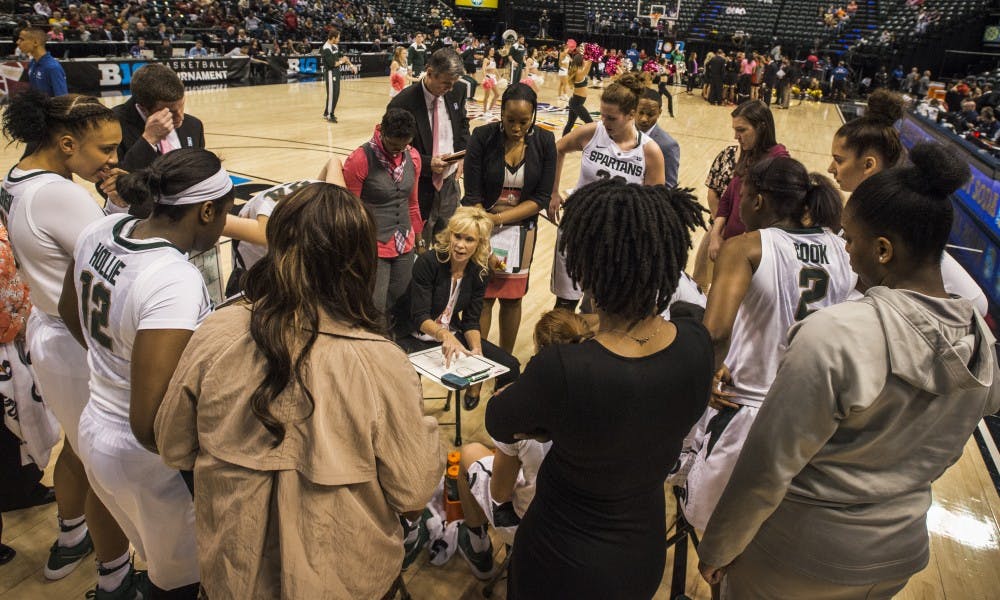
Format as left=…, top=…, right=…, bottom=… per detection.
left=485, top=319, right=713, bottom=599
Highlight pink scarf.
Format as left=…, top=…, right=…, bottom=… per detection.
left=368, top=127, right=407, bottom=184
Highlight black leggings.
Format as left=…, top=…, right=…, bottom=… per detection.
left=658, top=82, right=675, bottom=116
left=563, top=94, right=593, bottom=136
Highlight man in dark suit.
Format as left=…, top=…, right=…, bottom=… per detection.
left=112, top=63, right=206, bottom=216
left=388, top=48, right=470, bottom=247
left=706, top=50, right=726, bottom=105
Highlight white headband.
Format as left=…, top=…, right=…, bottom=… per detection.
left=157, top=168, right=234, bottom=206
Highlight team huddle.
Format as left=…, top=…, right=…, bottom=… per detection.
left=0, top=38, right=997, bottom=600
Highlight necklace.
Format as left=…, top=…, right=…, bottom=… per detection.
left=599, top=319, right=662, bottom=346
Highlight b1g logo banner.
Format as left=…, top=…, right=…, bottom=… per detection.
left=62, top=58, right=251, bottom=91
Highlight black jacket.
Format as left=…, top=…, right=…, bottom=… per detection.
left=461, top=122, right=556, bottom=222
left=112, top=96, right=206, bottom=216
left=393, top=251, right=487, bottom=336
left=387, top=80, right=470, bottom=218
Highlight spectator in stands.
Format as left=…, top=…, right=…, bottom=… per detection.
left=47, top=25, right=64, bottom=43
left=709, top=100, right=788, bottom=258
left=33, top=1, right=51, bottom=18
left=904, top=67, right=920, bottom=94
left=959, top=99, right=980, bottom=130
left=388, top=49, right=470, bottom=247
left=978, top=107, right=999, bottom=140
left=112, top=64, right=206, bottom=215
left=187, top=39, right=208, bottom=57
left=918, top=70, right=931, bottom=97
left=17, top=27, right=67, bottom=98
left=99, top=20, right=122, bottom=42
left=155, top=182, right=442, bottom=600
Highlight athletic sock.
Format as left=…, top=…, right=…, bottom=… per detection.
left=97, top=551, right=131, bottom=592
left=402, top=517, right=420, bottom=545
left=467, top=525, right=491, bottom=553
left=57, top=515, right=87, bottom=547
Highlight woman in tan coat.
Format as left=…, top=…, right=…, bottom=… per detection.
left=154, top=183, right=442, bottom=599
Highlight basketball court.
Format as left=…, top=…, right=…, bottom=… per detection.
left=0, top=70, right=997, bottom=599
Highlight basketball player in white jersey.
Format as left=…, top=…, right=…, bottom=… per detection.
left=222, top=156, right=344, bottom=296
left=680, top=156, right=857, bottom=533
left=59, top=148, right=234, bottom=599
left=1, top=90, right=141, bottom=597
left=547, top=73, right=665, bottom=310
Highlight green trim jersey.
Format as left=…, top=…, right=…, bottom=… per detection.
left=72, top=214, right=210, bottom=422
left=724, top=227, right=857, bottom=407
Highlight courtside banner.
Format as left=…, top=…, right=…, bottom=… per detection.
left=58, top=53, right=391, bottom=92
left=63, top=57, right=251, bottom=91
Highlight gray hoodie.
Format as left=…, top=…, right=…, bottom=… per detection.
left=698, top=286, right=1000, bottom=585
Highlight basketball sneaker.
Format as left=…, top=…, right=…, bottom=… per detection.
left=457, top=523, right=496, bottom=580
left=44, top=530, right=93, bottom=580
left=86, top=562, right=150, bottom=600
left=402, top=508, right=431, bottom=570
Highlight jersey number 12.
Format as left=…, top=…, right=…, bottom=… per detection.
left=79, top=271, right=113, bottom=350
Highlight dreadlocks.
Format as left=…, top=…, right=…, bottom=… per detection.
left=559, top=179, right=708, bottom=323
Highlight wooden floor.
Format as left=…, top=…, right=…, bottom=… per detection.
left=1, top=74, right=999, bottom=599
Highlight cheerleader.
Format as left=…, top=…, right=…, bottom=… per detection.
left=61, top=148, right=235, bottom=598
left=389, top=46, right=413, bottom=98
left=521, top=47, right=545, bottom=90
left=557, top=42, right=574, bottom=100
left=561, top=53, right=594, bottom=136
left=480, top=46, right=500, bottom=114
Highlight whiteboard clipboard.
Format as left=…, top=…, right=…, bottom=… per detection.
left=408, top=345, right=509, bottom=387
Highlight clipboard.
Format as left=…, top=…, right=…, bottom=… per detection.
left=408, top=345, right=509, bottom=388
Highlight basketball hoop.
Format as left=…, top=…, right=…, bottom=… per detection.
left=649, top=12, right=662, bottom=29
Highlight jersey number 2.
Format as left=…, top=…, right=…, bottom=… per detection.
left=80, top=271, right=113, bottom=350
left=795, top=267, right=830, bottom=321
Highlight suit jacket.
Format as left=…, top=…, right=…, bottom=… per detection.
left=461, top=122, right=555, bottom=223
left=387, top=81, right=470, bottom=217
left=112, top=96, right=206, bottom=216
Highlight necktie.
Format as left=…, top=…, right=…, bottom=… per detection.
left=158, top=137, right=174, bottom=154
left=431, top=96, right=443, bottom=191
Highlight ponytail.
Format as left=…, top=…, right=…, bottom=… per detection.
left=834, top=88, right=905, bottom=167
left=601, top=72, right=645, bottom=114
left=748, top=156, right=841, bottom=230
left=115, top=148, right=233, bottom=221
left=2, top=90, right=116, bottom=149
left=803, top=173, right=843, bottom=231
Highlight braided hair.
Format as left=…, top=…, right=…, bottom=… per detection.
left=2, top=89, right=117, bottom=149
left=559, top=179, right=708, bottom=323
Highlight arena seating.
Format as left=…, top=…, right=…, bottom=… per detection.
left=857, top=0, right=992, bottom=49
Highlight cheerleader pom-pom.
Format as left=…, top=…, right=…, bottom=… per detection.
left=583, top=43, right=603, bottom=62
left=642, top=60, right=660, bottom=74
left=497, top=77, right=509, bottom=90
left=566, top=38, right=578, bottom=51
